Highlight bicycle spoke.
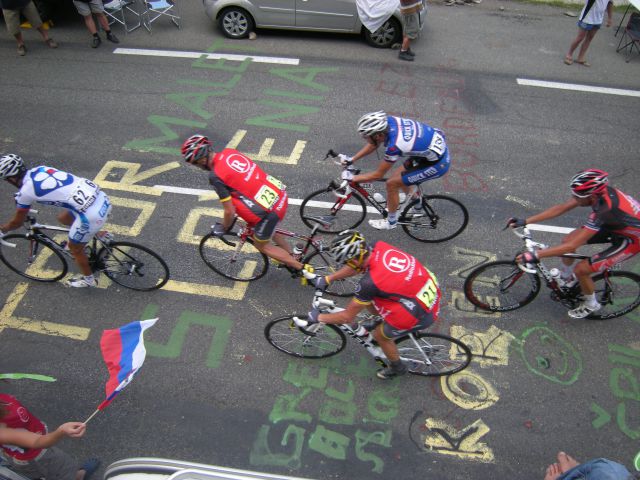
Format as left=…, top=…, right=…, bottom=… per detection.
left=99, top=241, right=169, bottom=291
left=396, top=333, right=471, bottom=376
left=589, top=271, right=640, bottom=320
left=264, top=317, right=346, bottom=359
left=0, top=234, right=67, bottom=282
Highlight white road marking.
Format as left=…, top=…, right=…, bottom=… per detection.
left=517, top=78, right=640, bottom=97
left=113, top=48, right=300, bottom=65
left=527, top=223, right=575, bottom=234
left=153, top=184, right=380, bottom=213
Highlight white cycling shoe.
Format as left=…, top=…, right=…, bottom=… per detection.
left=568, top=301, right=601, bottom=319
left=65, top=276, right=98, bottom=288
left=369, top=218, right=397, bottom=230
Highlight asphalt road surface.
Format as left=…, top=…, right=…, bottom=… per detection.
left=1, top=1, right=639, bottom=479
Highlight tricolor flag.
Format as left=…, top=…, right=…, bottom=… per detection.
left=97, top=318, right=158, bottom=410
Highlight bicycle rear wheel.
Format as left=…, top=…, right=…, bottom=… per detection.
left=264, top=316, right=346, bottom=359
left=98, top=241, right=169, bottom=291
left=464, top=260, right=540, bottom=312
left=588, top=270, right=640, bottom=320
left=396, top=333, right=471, bottom=376
left=300, top=187, right=367, bottom=233
left=199, top=232, right=268, bottom=281
left=305, top=250, right=362, bottom=297
left=401, top=195, right=469, bottom=243
left=0, top=234, right=67, bottom=282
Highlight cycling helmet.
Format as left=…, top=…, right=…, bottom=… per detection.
left=357, top=111, right=388, bottom=137
left=0, top=154, right=25, bottom=180
left=329, top=230, right=368, bottom=265
left=181, top=135, right=211, bottom=163
left=570, top=169, right=609, bottom=197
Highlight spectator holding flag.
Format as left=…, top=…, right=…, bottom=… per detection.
left=0, top=393, right=100, bottom=480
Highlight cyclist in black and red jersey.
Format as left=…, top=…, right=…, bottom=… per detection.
left=298, top=230, right=442, bottom=379
left=508, top=169, right=640, bottom=318
left=181, top=134, right=314, bottom=278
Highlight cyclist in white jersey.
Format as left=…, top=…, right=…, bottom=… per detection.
left=0, top=154, right=112, bottom=288
left=339, top=111, right=450, bottom=230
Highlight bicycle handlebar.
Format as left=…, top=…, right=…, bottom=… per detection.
left=510, top=227, right=545, bottom=274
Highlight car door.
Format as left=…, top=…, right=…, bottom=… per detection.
left=294, top=0, right=357, bottom=31
left=256, top=0, right=295, bottom=27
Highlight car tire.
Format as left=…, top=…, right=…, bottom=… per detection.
left=362, top=17, right=402, bottom=48
left=218, top=7, right=255, bottom=39
left=363, top=17, right=402, bottom=48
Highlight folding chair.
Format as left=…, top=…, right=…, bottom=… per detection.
left=103, top=0, right=142, bottom=33
left=141, top=0, right=180, bottom=33
left=616, top=11, right=640, bottom=63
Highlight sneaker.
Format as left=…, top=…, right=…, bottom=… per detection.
left=96, top=231, right=113, bottom=245
left=398, top=50, right=415, bottom=62
left=17, top=44, right=26, bottom=56
left=369, top=218, right=397, bottom=230
left=91, top=36, right=101, bottom=48
left=45, top=38, right=58, bottom=48
left=65, top=276, right=97, bottom=288
left=568, top=301, right=601, bottom=319
left=106, top=32, right=120, bottom=44
left=376, top=363, right=408, bottom=380
left=403, top=48, right=416, bottom=57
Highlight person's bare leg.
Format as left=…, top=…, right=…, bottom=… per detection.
left=567, top=29, right=587, bottom=60
left=577, top=29, right=597, bottom=63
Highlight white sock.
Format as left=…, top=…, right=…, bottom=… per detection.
left=388, top=213, right=397, bottom=224
left=583, top=293, right=598, bottom=306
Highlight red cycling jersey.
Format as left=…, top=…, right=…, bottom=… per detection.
left=584, top=187, right=640, bottom=272
left=0, top=394, right=47, bottom=461
left=208, top=149, right=288, bottom=225
left=355, top=241, right=441, bottom=330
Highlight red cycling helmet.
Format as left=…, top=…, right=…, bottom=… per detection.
left=181, top=135, right=211, bottom=163
left=570, top=169, right=609, bottom=198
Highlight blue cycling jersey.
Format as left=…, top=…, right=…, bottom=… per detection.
left=384, top=116, right=447, bottom=164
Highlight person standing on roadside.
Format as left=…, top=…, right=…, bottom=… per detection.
left=71, top=0, right=120, bottom=48
left=398, top=0, right=424, bottom=61
left=564, top=0, right=613, bottom=66
left=0, top=0, right=57, bottom=56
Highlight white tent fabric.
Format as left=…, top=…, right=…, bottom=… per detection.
left=356, top=0, right=399, bottom=33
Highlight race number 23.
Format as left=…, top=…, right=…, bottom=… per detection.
left=254, top=185, right=279, bottom=209
left=417, top=279, right=438, bottom=309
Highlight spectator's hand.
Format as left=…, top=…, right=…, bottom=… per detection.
left=338, top=154, right=353, bottom=167
left=59, top=422, right=86, bottom=438
left=341, top=170, right=354, bottom=181
left=506, top=217, right=526, bottom=229
left=311, top=275, right=330, bottom=291
left=211, top=222, right=227, bottom=238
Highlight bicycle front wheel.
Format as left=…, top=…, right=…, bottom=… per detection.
left=0, top=234, right=67, bottom=282
left=464, top=260, right=540, bottom=312
left=199, top=232, right=268, bottom=281
left=588, top=270, right=640, bottom=320
left=396, top=333, right=472, bottom=376
left=264, top=316, right=346, bottom=359
left=300, top=187, right=367, bottom=233
left=98, top=241, right=169, bottom=291
left=305, top=250, right=363, bottom=297
left=401, top=195, right=469, bottom=243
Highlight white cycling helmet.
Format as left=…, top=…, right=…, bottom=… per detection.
left=357, top=111, right=388, bottom=137
left=0, top=154, right=25, bottom=180
left=329, top=230, right=368, bottom=265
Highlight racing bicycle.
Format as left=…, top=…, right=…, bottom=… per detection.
left=463, top=227, right=640, bottom=320
left=299, top=150, right=469, bottom=243
left=199, top=215, right=361, bottom=297
left=0, top=212, right=170, bottom=291
left=264, top=289, right=472, bottom=376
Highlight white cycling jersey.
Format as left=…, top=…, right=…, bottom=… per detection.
left=15, top=166, right=102, bottom=213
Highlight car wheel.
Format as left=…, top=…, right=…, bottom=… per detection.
left=363, top=17, right=402, bottom=48
left=218, top=7, right=255, bottom=39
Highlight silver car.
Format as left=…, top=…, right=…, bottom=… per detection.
left=203, top=0, right=425, bottom=48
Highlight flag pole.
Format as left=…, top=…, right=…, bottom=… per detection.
left=83, top=408, right=101, bottom=425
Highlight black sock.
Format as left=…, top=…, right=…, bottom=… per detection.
left=106, top=30, right=112, bottom=36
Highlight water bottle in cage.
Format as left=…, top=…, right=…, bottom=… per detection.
left=292, top=242, right=304, bottom=259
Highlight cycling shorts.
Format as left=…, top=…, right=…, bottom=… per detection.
left=234, top=192, right=288, bottom=241
left=68, top=191, right=111, bottom=244
left=586, top=228, right=640, bottom=273
left=401, top=149, right=450, bottom=186
left=381, top=310, right=435, bottom=339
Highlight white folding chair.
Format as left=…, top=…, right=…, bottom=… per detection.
left=141, top=0, right=180, bottom=33
left=103, top=0, right=142, bottom=33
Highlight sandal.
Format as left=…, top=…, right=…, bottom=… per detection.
left=576, top=60, right=591, bottom=67
left=79, top=458, right=101, bottom=480
left=563, top=56, right=573, bottom=65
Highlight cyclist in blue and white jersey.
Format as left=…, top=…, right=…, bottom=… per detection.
left=0, top=153, right=112, bottom=288
left=340, top=111, right=450, bottom=230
